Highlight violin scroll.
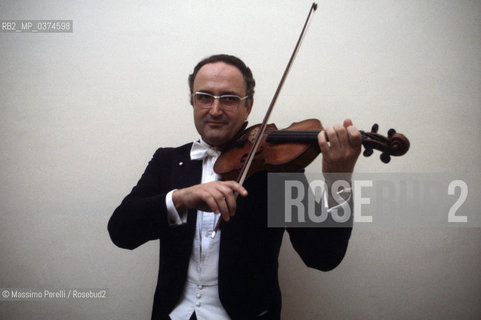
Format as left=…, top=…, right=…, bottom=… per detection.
left=360, top=123, right=410, bottom=163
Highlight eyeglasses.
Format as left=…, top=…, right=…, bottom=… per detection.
left=191, top=92, right=248, bottom=111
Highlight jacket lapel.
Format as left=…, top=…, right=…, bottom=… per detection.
left=168, top=143, right=203, bottom=240
left=170, top=143, right=203, bottom=190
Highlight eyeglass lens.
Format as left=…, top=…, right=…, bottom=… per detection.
left=194, top=93, right=241, bottom=109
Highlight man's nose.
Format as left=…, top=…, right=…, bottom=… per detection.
left=209, top=98, right=223, bottom=116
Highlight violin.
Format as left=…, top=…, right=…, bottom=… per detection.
left=214, top=119, right=410, bottom=181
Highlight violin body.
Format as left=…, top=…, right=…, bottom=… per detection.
left=214, top=119, right=323, bottom=180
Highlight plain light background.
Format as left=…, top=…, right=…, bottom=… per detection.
left=0, top=1, right=480, bottom=319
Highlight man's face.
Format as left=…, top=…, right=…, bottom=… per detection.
left=192, top=62, right=252, bottom=146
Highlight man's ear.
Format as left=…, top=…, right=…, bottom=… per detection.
left=245, top=98, right=253, bottom=116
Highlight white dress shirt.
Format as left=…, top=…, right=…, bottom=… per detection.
left=167, top=139, right=231, bottom=320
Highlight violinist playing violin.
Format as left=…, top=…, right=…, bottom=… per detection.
left=108, top=54, right=362, bottom=320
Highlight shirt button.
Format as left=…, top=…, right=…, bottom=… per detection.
left=195, top=301, right=201, bottom=307
left=197, top=285, right=203, bottom=289
left=196, top=293, right=201, bottom=299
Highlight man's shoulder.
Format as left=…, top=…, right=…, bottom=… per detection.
left=152, top=142, right=193, bottom=158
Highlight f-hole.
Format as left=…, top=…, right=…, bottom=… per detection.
left=240, top=146, right=264, bottom=163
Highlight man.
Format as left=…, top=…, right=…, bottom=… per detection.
left=108, top=54, right=361, bottom=320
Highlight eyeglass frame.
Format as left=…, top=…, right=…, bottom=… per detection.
left=191, top=91, right=249, bottom=110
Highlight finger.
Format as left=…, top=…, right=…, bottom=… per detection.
left=343, top=118, right=353, bottom=128
left=334, top=123, right=349, bottom=148
left=326, top=125, right=341, bottom=149
left=214, top=182, right=242, bottom=219
left=202, top=192, right=221, bottom=214
left=222, top=181, right=248, bottom=197
left=347, top=125, right=362, bottom=148
left=220, top=182, right=246, bottom=217
left=216, top=196, right=232, bottom=222
left=223, top=192, right=237, bottom=217
left=317, top=129, right=329, bottom=154
left=204, top=186, right=232, bottom=221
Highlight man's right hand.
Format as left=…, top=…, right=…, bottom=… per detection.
left=172, top=181, right=248, bottom=222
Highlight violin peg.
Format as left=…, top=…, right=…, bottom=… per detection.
left=388, top=128, right=396, bottom=138
left=363, top=148, right=374, bottom=157
left=380, top=152, right=391, bottom=163
left=371, top=123, right=379, bottom=133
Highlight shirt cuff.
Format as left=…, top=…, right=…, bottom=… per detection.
left=324, top=188, right=352, bottom=213
left=166, top=189, right=187, bottom=225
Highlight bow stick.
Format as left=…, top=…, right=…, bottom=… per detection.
left=212, top=2, right=318, bottom=238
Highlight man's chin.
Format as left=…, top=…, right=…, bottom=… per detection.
left=203, top=131, right=235, bottom=147
left=203, top=135, right=225, bottom=146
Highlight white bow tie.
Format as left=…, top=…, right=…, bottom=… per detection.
left=190, top=140, right=221, bottom=160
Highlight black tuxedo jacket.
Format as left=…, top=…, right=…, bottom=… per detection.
left=108, top=143, right=352, bottom=320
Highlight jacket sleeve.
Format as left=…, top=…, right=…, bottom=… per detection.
left=287, top=225, right=352, bottom=271
left=285, top=178, right=353, bottom=271
left=108, top=148, right=172, bottom=250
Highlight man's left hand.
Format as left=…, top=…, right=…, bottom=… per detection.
left=317, top=119, right=362, bottom=175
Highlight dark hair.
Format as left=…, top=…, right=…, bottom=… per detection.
left=188, top=54, right=255, bottom=106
